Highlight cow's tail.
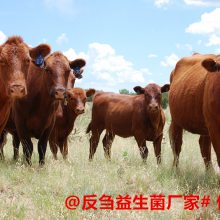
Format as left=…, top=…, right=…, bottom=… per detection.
left=86, top=122, right=92, bottom=134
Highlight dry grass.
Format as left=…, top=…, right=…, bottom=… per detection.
left=0, top=105, right=220, bottom=220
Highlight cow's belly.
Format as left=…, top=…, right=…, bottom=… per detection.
left=169, top=81, right=208, bottom=135
left=105, top=115, right=133, bottom=138
left=26, top=115, right=54, bottom=139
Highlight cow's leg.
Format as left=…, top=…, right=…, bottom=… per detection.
left=49, top=139, right=58, bottom=160
left=208, top=127, right=220, bottom=170
left=13, top=132, right=20, bottom=161
left=38, top=139, right=47, bottom=166
left=135, top=135, right=148, bottom=162
left=58, top=139, right=68, bottom=160
left=153, top=134, right=163, bottom=165
left=199, top=135, right=212, bottom=169
left=62, top=138, right=68, bottom=160
left=38, top=127, right=53, bottom=165
left=21, top=138, right=33, bottom=166
left=102, top=132, right=115, bottom=160
left=38, top=135, right=49, bottom=166
left=0, top=130, right=7, bottom=160
left=89, top=128, right=102, bottom=161
left=169, top=121, right=183, bottom=167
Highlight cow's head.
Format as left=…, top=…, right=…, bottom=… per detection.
left=66, top=88, right=95, bottom=115
left=41, top=53, right=86, bottom=100
left=134, top=83, right=170, bottom=113
left=0, top=36, right=50, bottom=98
left=201, top=58, right=220, bottom=73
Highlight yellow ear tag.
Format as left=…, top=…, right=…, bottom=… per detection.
left=64, top=98, right=68, bottom=106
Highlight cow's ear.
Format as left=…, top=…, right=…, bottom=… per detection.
left=69, top=58, right=86, bottom=79
left=29, top=44, right=51, bottom=67
left=86, top=89, right=96, bottom=97
left=161, top=84, right=170, bottom=93
left=202, top=58, right=220, bottom=72
left=133, top=86, right=144, bottom=94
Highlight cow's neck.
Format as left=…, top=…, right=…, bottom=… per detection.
left=0, top=77, right=9, bottom=101
left=64, top=104, right=77, bottom=126
left=146, top=110, right=161, bottom=131
left=34, top=73, right=58, bottom=116
left=0, top=100, right=11, bottom=134
left=0, top=75, right=12, bottom=133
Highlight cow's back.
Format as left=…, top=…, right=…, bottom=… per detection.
left=169, top=54, right=216, bottom=134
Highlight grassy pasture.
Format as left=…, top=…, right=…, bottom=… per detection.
left=0, top=104, right=220, bottom=220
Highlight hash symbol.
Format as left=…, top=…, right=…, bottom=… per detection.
left=200, top=195, right=210, bottom=208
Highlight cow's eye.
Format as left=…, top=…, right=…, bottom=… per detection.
left=25, top=58, right=30, bottom=65
left=145, top=93, right=151, bottom=98
left=156, top=94, right=161, bottom=99
left=67, top=94, right=74, bottom=100
left=44, top=67, right=51, bottom=74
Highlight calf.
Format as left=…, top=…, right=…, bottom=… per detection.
left=49, top=88, right=95, bottom=159
left=10, top=53, right=86, bottom=165
left=0, top=36, right=50, bottom=136
left=87, top=83, right=169, bottom=164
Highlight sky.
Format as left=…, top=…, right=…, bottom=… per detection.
left=1, top=0, right=220, bottom=92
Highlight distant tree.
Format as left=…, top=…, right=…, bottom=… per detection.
left=119, top=89, right=136, bottom=95
left=86, top=95, right=93, bottom=102
left=162, top=92, right=169, bottom=109
left=119, top=89, right=130, bottom=95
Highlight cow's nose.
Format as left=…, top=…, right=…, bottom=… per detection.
left=54, top=87, right=65, bottom=100
left=75, top=108, right=85, bottom=115
left=149, top=104, right=159, bottom=112
left=9, top=84, right=27, bottom=98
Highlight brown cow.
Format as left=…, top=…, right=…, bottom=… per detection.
left=169, top=54, right=220, bottom=170
left=9, top=53, right=86, bottom=165
left=86, top=83, right=170, bottom=163
left=49, top=88, right=95, bottom=160
left=0, top=36, right=50, bottom=136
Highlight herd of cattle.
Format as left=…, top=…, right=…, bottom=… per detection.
left=0, top=36, right=220, bottom=172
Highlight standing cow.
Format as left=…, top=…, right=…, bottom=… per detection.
left=11, top=53, right=86, bottom=165
left=169, top=54, right=220, bottom=170
left=87, top=83, right=169, bottom=164
left=49, top=88, right=95, bottom=160
left=0, top=36, right=50, bottom=136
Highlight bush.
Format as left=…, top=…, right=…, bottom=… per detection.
left=162, top=92, right=169, bottom=109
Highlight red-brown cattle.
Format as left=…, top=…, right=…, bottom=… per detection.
left=8, top=53, right=86, bottom=165
left=0, top=36, right=50, bottom=135
left=169, top=54, right=220, bottom=170
left=0, top=60, right=85, bottom=161
left=49, top=88, right=95, bottom=160
left=87, top=83, right=169, bottom=163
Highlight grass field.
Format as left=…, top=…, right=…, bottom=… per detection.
left=0, top=104, right=220, bottom=220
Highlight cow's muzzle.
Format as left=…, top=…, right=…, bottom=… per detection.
left=8, top=84, right=27, bottom=98
left=53, top=87, right=66, bottom=100
left=148, top=103, right=159, bottom=113
left=74, top=107, right=85, bottom=115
